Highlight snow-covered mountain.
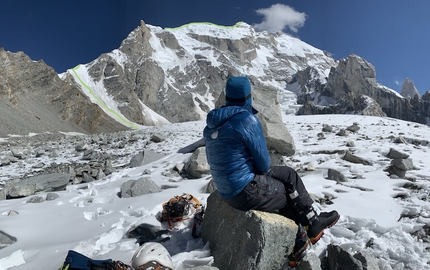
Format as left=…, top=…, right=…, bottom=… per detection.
left=61, top=21, right=430, bottom=130
left=2, top=21, right=429, bottom=138
left=60, top=21, right=336, bottom=128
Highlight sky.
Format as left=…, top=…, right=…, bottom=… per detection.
left=0, top=111, right=430, bottom=269
left=1, top=0, right=429, bottom=95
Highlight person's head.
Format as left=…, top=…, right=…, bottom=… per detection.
left=225, top=76, right=257, bottom=113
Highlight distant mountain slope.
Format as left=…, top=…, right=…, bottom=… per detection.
left=0, top=48, right=129, bottom=137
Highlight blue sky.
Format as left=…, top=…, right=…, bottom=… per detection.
left=1, top=0, right=429, bottom=95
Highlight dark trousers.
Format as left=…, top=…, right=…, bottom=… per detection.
left=224, top=166, right=314, bottom=225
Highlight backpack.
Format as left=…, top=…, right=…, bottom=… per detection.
left=59, top=250, right=131, bottom=270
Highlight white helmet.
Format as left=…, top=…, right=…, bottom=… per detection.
left=131, top=242, right=174, bottom=269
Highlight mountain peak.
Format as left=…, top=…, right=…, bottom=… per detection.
left=400, top=78, right=420, bottom=99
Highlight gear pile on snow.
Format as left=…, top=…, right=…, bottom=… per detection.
left=59, top=194, right=205, bottom=270
left=157, top=193, right=204, bottom=235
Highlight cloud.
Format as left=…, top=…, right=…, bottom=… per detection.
left=253, top=4, right=306, bottom=33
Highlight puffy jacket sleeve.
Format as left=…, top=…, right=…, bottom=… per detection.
left=237, top=114, right=270, bottom=173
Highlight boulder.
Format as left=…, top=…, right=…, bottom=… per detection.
left=386, top=148, right=409, bottom=159
left=343, top=151, right=372, bottom=166
left=120, top=177, right=162, bottom=198
left=295, top=251, right=322, bottom=270
left=200, top=179, right=217, bottom=194
left=325, top=244, right=363, bottom=270
left=216, top=80, right=296, bottom=157
left=46, top=193, right=60, bottom=201
left=391, top=158, right=414, bottom=171
left=184, top=147, right=211, bottom=179
left=129, top=151, right=145, bottom=168
left=347, top=123, right=360, bottom=133
left=201, top=192, right=297, bottom=270
left=26, top=196, right=44, bottom=203
left=353, top=251, right=380, bottom=270
left=0, top=230, right=17, bottom=250
left=327, top=168, right=348, bottom=183
left=150, top=134, right=165, bottom=143
left=7, top=173, right=70, bottom=198
left=252, top=85, right=296, bottom=156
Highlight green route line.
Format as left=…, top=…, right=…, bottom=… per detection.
left=71, top=65, right=139, bottom=130
left=165, top=21, right=244, bottom=31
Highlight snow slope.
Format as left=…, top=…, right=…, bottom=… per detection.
left=0, top=114, right=429, bottom=269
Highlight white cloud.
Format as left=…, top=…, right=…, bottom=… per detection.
left=253, top=4, right=306, bottom=33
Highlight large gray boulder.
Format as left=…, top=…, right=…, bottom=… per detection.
left=201, top=192, right=297, bottom=270
left=120, top=177, right=162, bottom=198
left=215, top=79, right=296, bottom=156
left=184, top=147, right=211, bottom=179
left=6, top=173, right=70, bottom=198
left=0, top=230, right=17, bottom=250
left=325, top=244, right=363, bottom=270
left=252, top=83, right=296, bottom=157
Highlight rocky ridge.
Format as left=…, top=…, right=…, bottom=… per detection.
left=289, top=54, right=430, bottom=125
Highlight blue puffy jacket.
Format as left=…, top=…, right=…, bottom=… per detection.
left=203, top=104, right=271, bottom=198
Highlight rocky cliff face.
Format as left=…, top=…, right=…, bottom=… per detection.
left=290, top=54, right=428, bottom=124
left=411, top=91, right=430, bottom=125
left=0, top=48, right=128, bottom=137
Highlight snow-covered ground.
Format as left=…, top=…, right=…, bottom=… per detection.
left=0, top=114, right=429, bottom=270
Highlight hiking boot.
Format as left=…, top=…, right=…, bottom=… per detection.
left=306, top=210, right=340, bottom=244
left=287, top=231, right=311, bottom=267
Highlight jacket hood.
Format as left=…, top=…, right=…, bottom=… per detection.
left=206, top=106, right=250, bottom=129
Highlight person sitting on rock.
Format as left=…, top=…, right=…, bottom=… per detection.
left=203, top=76, right=340, bottom=267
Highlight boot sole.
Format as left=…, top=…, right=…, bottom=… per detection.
left=309, top=214, right=340, bottom=244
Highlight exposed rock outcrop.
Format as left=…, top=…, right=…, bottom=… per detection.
left=201, top=192, right=297, bottom=270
